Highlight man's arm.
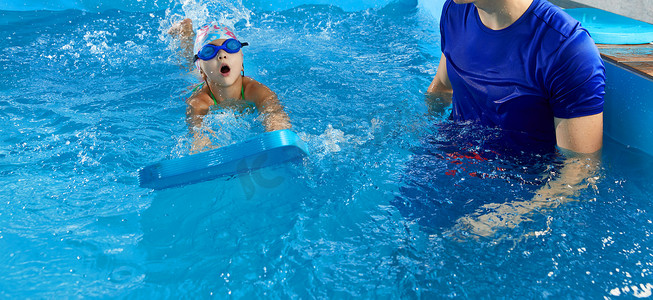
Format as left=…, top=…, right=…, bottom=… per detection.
left=555, top=113, right=603, bottom=154
left=449, top=113, right=603, bottom=238
left=426, top=53, right=453, bottom=116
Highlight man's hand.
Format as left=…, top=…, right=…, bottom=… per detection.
left=426, top=53, right=453, bottom=116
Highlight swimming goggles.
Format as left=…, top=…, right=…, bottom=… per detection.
left=194, top=38, right=248, bottom=62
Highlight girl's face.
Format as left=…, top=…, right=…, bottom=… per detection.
left=199, top=39, right=244, bottom=87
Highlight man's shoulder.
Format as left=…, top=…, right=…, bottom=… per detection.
left=442, top=0, right=455, bottom=10
left=440, top=0, right=475, bottom=31
left=442, top=0, right=470, bottom=16
left=530, top=0, right=584, bottom=39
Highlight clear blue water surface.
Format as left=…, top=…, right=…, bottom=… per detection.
left=1, top=0, right=652, bottom=298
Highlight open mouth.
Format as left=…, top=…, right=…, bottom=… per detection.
left=220, top=64, right=231, bottom=75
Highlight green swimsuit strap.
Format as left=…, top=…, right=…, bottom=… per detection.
left=191, top=82, right=204, bottom=93
left=205, top=83, right=246, bottom=106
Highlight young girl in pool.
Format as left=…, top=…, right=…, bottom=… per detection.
left=170, top=19, right=291, bottom=150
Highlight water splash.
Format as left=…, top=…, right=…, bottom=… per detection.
left=162, top=0, right=252, bottom=34
left=169, top=109, right=263, bottom=157
left=298, top=124, right=376, bottom=160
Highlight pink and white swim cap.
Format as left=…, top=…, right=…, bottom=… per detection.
left=193, top=22, right=239, bottom=55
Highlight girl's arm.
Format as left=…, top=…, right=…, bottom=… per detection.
left=185, top=90, right=216, bottom=153
left=244, top=78, right=292, bottom=132
left=168, top=18, right=196, bottom=65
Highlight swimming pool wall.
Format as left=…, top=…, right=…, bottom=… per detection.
left=0, top=0, right=173, bottom=12
left=602, top=60, right=653, bottom=156
left=572, top=0, right=653, bottom=24
left=0, top=0, right=432, bottom=13
left=3, top=0, right=650, bottom=156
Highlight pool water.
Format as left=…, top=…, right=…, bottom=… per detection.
left=1, top=0, right=652, bottom=298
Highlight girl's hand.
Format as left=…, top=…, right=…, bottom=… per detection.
left=169, top=18, right=196, bottom=66
left=168, top=18, right=194, bottom=39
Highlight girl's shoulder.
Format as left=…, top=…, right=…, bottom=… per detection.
left=187, top=83, right=214, bottom=109
left=242, top=76, right=274, bottom=96
left=242, top=76, right=260, bottom=89
left=189, top=82, right=209, bottom=98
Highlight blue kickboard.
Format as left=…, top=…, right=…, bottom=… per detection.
left=565, top=8, right=653, bottom=44
left=138, top=129, right=309, bottom=190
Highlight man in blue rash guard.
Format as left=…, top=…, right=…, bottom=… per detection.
left=426, top=0, right=605, bottom=237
